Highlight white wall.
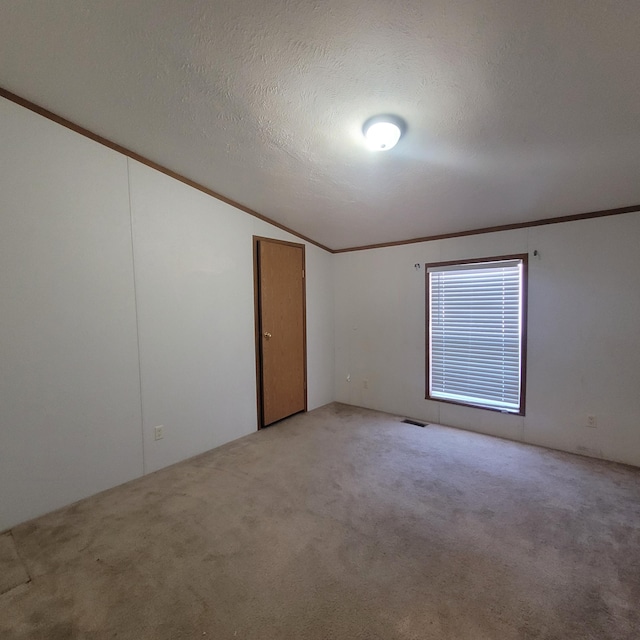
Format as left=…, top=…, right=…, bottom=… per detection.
left=129, top=161, right=334, bottom=473
left=0, top=98, right=143, bottom=530
left=0, top=97, right=334, bottom=531
left=334, top=213, right=640, bottom=467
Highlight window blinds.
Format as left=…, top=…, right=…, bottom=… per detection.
left=428, top=259, right=523, bottom=413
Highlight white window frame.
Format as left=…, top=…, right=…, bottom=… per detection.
left=426, top=254, right=528, bottom=415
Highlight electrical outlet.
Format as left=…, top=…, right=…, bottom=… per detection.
left=586, top=415, right=597, bottom=429
left=363, top=379, right=368, bottom=389
left=154, top=425, right=164, bottom=440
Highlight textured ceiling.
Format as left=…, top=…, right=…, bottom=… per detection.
left=1, top=1, right=639, bottom=250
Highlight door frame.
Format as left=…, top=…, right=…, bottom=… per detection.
left=253, top=236, right=308, bottom=429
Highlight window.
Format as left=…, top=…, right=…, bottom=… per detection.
left=426, top=255, right=527, bottom=415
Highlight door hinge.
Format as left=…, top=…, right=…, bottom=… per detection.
left=302, top=269, right=305, bottom=278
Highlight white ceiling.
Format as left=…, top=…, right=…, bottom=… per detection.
left=1, top=1, right=639, bottom=250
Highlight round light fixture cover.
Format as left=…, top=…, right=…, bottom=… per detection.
left=363, top=115, right=406, bottom=151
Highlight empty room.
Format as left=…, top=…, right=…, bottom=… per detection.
left=1, top=2, right=639, bottom=639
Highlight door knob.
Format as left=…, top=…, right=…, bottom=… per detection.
left=263, top=331, right=272, bottom=339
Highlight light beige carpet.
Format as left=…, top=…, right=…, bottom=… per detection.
left=1, top=403, right=639, bottom=639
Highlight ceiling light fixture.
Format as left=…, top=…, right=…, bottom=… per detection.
left=362, top=115, right=406, bottom=151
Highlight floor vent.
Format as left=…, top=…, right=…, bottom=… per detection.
left=402, top=418, right=429, bottom=427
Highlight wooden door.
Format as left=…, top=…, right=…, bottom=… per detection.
left=254, top=237, right=307, bottom=427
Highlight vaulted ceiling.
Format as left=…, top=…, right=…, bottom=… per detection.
left=1, top=1, right=639, bottom=250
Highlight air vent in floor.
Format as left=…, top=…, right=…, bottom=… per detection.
left=402, top=418, right=429, bottom=427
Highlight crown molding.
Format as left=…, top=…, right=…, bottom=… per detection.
left=0, top=87, right=332, bottom=253
left=2, top=86, right=638, bottom=256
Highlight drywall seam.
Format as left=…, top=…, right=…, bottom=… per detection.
left=126, top=157, right=147, bottom=476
